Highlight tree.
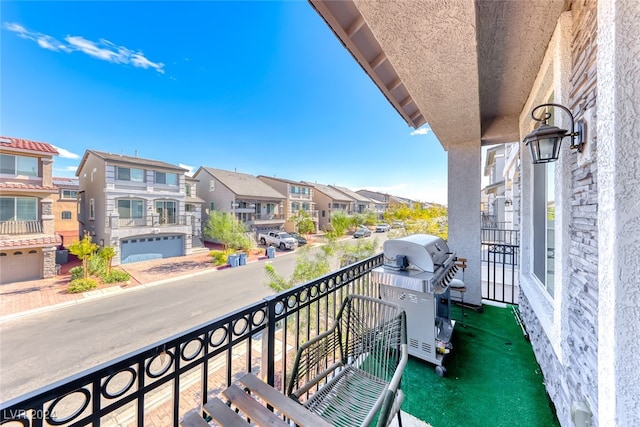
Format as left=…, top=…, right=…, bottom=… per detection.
left=325, top=210, right=350, bottom=239
left=292, top=210, right=315, bottom=235
left=69, top=234, right=99, bottom=279
left=99, top=246, right=117, bottom=275
left=204, top=211, right=252, bottom=253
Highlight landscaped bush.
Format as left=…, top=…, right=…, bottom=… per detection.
left=209, top=250, right=228, bottom=266
left=88, top=254, right=106, bottom=277
left=70, top=266, right=83, bottom=281
left=67, top=278, right=99, bottom=293
left=102, top=269, right=131, bottom=284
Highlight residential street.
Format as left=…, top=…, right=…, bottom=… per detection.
left=0, top=252, right=297, bottom=402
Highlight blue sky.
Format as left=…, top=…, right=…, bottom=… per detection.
left=1, top=1, right=448, bottom=204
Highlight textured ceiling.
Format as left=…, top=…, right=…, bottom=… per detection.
left=310, top=0, right=568, bottom=150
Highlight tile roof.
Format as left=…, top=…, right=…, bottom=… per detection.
left=0, top=182, right=59, bottom=192
left=77, top=150, right=189, bottom=174
left=52, top=176, right=79, bottom=186
left=0, top=235, right=61, bottom=249
left=199, top=167, right=286, bottom=199
left=0, top=136, right=59, bottom=155
left=330, top=185, right=374, bottom=203
left=303, top=181, right=352, bottom=201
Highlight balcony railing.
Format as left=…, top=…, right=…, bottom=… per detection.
left=109, top=215, right=187, bottom=228
left=481, top=227, right=520, bottom=304
left=288, top=210, right=319, bottom=219
left=0, top=220, right=43, bottom=235
left=248, top=213, right=285, bottom=222
left=0, top=255, right=384, bottom=426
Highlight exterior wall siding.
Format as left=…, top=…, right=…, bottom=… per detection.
left=520, top=2, right=600, bottom=425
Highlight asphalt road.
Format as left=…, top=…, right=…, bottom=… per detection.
left=0, top=234, right=389, bottom=402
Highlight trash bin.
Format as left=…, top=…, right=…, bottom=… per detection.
left=227, top=254, right=239, bottom=268
left=266, top=247, right=276, bottom=259
left=238, top=253, right=247, bottom=266
left=55, top=249, right=69, bottom=264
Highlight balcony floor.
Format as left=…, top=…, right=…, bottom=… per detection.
left=401, top=304, right=559, bottom=427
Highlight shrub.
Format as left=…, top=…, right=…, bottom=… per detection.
left=102, top=269, right=131, bottom=284
left=209, top=250, right=228, bottom=266
left=88, top=254, right=106, bottom=277
left=70, top=266, right=83, bottom=281
left=67, top=278, right=98, bottom=293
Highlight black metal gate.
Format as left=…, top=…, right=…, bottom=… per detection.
left=481, top=228, right=519, bottom=304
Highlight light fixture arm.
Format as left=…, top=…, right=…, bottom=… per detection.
left=530, top=103, right=584, bottom=152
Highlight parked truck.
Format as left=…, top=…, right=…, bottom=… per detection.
left=258, top=230, right=298, bottom=250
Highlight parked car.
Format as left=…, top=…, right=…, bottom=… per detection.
left=289, top=232, right=307, bottom=246
left=375, top=223, right=391, bottom=232
left=258, top=231, right=298, bottom=250
left=354, top=227, right=372, bottom=238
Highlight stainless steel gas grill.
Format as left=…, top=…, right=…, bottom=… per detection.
left=372, top=234, right=459, bottom=376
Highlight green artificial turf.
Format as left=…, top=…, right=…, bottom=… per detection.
left=401, top=304, right=559, bottom=427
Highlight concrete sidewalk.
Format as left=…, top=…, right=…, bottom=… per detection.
left=0, top=244, right=278, bottom=321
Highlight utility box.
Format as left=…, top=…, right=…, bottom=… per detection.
left=55, top=249, right=69, bottom=264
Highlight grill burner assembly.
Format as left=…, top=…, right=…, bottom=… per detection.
left=372, top=234, right=460, bottom=376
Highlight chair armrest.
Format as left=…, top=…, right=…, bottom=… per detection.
left=376, top=343, right=409, bottom=427
left=287, top=326, right=343, bottom=399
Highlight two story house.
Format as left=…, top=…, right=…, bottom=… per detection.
left=0, top=136, right=61, bottom=284
left=184, top=176, right=206, bottom=248
left=76, top=150, right=194, bottom=265
left=52, top=176, right=80, bottom=248
left=356, top=189, right=389, bottom=220
left=482, top=144, right=507, bottom=226
left=330, top=185, right=373, bottom=214
left=194, top=167, right=287, bottom=236
left=303, top=181, right=354, bottom=232
left=257, top=176, right=318, bottom=233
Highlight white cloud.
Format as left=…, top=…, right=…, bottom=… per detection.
left=64, top=165, right=79, bottom=172
left=3, top=22, right=164, bottom=74
left=410, top=126, right=432, bottom=136
left=179, top=163, right=195, bottom=176
left=359, top=181, right=447, bottom=205
left=52, top=145, right=80, bottom=159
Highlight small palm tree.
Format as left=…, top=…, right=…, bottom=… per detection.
left=68, top=234, right=99, bottom=279
left=99, top=246, right=117, bottom=275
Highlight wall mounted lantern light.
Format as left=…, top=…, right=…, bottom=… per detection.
left=523, top=103, right=586, bottom=164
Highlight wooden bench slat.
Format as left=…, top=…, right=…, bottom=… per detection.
left=181, top=412, right=210, bottom=427
left=203, top=397, right=248, bottom=427
left=238, top=373, right=332, bottom=427
left=223, top=384, right=289, bottom=427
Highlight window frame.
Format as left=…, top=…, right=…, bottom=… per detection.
left=117, top=167, right=145, bottom=183
left=117, top=199, right=145, bottom=219
left=0, top=196, right=38, bottom=221
left=0, top=154, right=39, bottom=177
left=61, top=189, right=78, bottom=200
left=155, top=171, right=178, bottom=185
left=61, top=211, right=73, bottom=220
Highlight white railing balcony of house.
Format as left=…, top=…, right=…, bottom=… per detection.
left=0, top=220, right=43, bottom=235
left=110, top=215, right=187, bottom=228
left=249, top=213, right=284, bottom=221
left=288, top=210, right=319, bottom=219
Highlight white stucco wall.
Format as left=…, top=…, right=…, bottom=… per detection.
left=596, top=0, right=640, bottom=425
left=447, top=141, right=482, bottom=306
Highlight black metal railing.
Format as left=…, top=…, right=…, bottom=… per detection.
left=481, top=228, right=520, bottom=304
left=108, top=215, right=187, bottom=228
left=0, top=220, right=43, bottom=235
left=0, top=254, right=384, bottom=427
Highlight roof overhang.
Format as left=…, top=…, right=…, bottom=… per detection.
left=309, top=0, right=569, bottom=150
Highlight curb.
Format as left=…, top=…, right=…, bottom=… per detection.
left=0, top=249, right=297, bottom=323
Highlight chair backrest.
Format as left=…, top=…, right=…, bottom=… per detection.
left=339, top=295, right=407, bottom=383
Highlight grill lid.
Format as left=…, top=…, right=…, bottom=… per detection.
left=382, top=234, right=452, bottom=272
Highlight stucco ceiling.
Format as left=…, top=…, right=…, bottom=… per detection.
left=309, top=0, right=569, bottom=150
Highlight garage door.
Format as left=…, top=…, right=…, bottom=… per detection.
left=0, top=249, right=43, bottom=284
left=120, top=235, right=184, bottom=264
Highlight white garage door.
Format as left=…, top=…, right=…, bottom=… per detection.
left=120, top=235, right=184, bottom=264
left=0, top=249, right=43, bottom=284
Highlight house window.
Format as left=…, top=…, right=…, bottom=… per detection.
left=61, top=189, right=78, bottom=200
left=0, top=197, right=38, bottom=221
left=0, top=154, right=38, bottom=177
left=209, top=180, right=215, bottom=192
left=156, top=171, right=178, bottom=185
left=117, top=167, right=145, bottom=182
left=156, top=200, right=177, bottom=224
left=89, top=198, right=95, bottom=220
left=266, top=203, right=275, bottom=214
left=210, top=202, right=215, bottom=211
left=185, top=183, right=192, bottom=196
left=117, top=199, right=144, bottom=219
left=532, top=162, right=556, bottom=297
left=61, top=211, right=72, bottom=220
left=291, top=202, right=300, bottom=211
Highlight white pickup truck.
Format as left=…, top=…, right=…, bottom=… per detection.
left=258, top=230, right=298, bottom=250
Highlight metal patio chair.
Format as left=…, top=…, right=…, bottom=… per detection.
left=287, top=294, right=408, bottom=427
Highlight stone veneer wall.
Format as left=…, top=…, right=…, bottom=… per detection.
left=520, top=1, right=600, bottom=425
